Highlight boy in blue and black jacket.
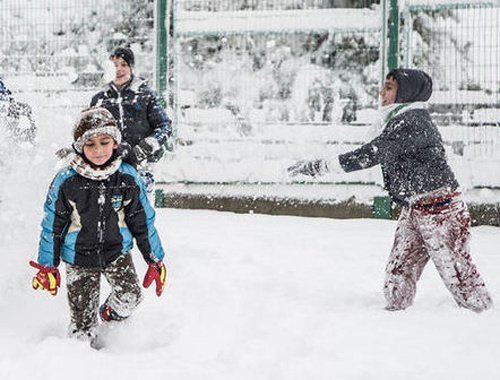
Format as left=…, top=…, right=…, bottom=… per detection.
left=30, top=107, right=167, bottom=344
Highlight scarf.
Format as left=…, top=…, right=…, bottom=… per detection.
left=366, top=102, right=427, bottom=140
left=70, top=154, right=122, bottom=181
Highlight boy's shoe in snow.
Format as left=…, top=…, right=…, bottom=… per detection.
left=90, top=323, right=114, bottom=350
left=90, top=335, right=105, bottom=350
left=99, top=303, right=128, bottom=322
left=91, top=311, right=126, bottom=350
left=93, top=303, right=130, bottom=349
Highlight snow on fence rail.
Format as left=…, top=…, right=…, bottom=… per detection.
left=157, top=116, right=500, bottom=188
left=175, top=8, right=380, bottom=35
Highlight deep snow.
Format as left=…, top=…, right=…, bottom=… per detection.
left=1, top=209, right=500, bottom=380
left=0, top=107, right=499, bottom=379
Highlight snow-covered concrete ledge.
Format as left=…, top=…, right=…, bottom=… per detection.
left=154, top=183, right=500, bottom=226
left=175, top=8, right=380, bottom=36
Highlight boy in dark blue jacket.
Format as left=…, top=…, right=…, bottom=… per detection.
left=90, top=47, right=172, bottom=193
left=30, top=107, right=167, bottom=344
left=289, top=69, right=492, bottom=313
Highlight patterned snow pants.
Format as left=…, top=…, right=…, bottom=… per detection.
left=66, top=252, right=143, bottom=339
left=384, top=198, right=492, bottom=312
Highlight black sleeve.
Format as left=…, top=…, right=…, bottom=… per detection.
left=145, top=88, right=172, bottom=145
left=90, top=92, right=103, bottom=107
left=339, top=117, right=407, bottom=173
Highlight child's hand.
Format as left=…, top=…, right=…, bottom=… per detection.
left=143, top=261, right=166, bottom=297
left=287, top=159, right=329, bottom=178
left=135, top=137, right=163, bottom=163
left=29, top=261, right=61, bottom=296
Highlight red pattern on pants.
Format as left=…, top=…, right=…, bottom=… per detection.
left=384, top=199, right=492, bottom=312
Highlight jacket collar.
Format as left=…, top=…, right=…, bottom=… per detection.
left=108, top=75, right=146, bottom=94
left=366, top=102, right=427, bottom=140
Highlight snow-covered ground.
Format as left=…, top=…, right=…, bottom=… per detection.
left=0, top=105, right=500, bottom=379
left=0, top=1, right=499, bottom=377
left=1, top=208, right=500, bottom=379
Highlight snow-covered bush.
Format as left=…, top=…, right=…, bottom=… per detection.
left=178, top=30, right=380, bottom=125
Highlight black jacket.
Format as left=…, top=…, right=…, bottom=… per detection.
left=90, top=76, right=172, bottom=152
left=38, top=162, right=165, bottom=269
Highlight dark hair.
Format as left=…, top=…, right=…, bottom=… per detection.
left=110, top=46, right=135, bottom=68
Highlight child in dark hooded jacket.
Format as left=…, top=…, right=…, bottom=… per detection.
left=30, top=107, right=167, bottom=346
left=289, top=68, right=492, bottom=312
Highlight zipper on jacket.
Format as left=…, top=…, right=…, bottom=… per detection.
left=96, top=181, right=107, bottom=269
left=117, top=92, right=124, bottom=132
left=110, top=83, right=125, bottom=132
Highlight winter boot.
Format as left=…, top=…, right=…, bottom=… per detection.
left=99, top=303, right=128, bottom=322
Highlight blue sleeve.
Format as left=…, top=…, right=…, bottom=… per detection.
left=120, top=164, right=165, bottom=263
left=38, top=168, right=75, bottom=267
left=0, top=78, right=12, bottom=98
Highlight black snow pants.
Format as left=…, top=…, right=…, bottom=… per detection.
left=66, top=252, right=143, bottom=339
left=384, top=198, right=492, bottom=312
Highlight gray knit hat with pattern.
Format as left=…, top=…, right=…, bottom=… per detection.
left=73, top=107, right=121, bottom=153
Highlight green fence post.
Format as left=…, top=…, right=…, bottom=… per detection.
left=373, top=196, right=392, bottom=219
left=387, top=0, right=399, bottom=71
left=155, top=189, right=164, bottom=208
left=156, top=0, right=168, bottom=108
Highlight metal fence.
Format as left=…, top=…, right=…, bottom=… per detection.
left=0, top=0, right=499, bottom=187
left=400, top=0, right=500, bottom=178
left=171, top=0, right=382, bottom=128
left=169, top=0, right=500, bottom=123
left=1, top=1, right=498, bottom=119
left=0, top=0, right=156, bottom=109
left=402, top=0, right=500, bottom=125
left=161, top=0, right=386, bottom=185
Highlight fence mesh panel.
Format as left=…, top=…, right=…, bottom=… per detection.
left=403, top=1, right=500, bottom=125
left=1, top=0, right=499, bottom=186
left=0, top=0, right=155, bottom=108
left=172, top=0, right=382, bottom=127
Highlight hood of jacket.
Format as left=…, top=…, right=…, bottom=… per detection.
left=388, top=69, right=433, bottom=103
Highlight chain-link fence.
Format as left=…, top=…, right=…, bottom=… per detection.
left=162, top=0, right=385, bottom=184
left=402, top=0, right=500, bottom=125
left=1, top=0, right=499, bottom=187
left=400, top=0, right=500, bottom=186
left=171, top=0, right=382, bottom=127
left=0, top=0, right=155, bottom=109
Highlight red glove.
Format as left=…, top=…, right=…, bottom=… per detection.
left=143, top=261, right=166, bottom=297
left=29, top=261, right=61, bottom=296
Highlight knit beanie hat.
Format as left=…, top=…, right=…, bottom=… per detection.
left=73, top=107, right=121, bottom=153
left=110, top=46, right=135, bottom=68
